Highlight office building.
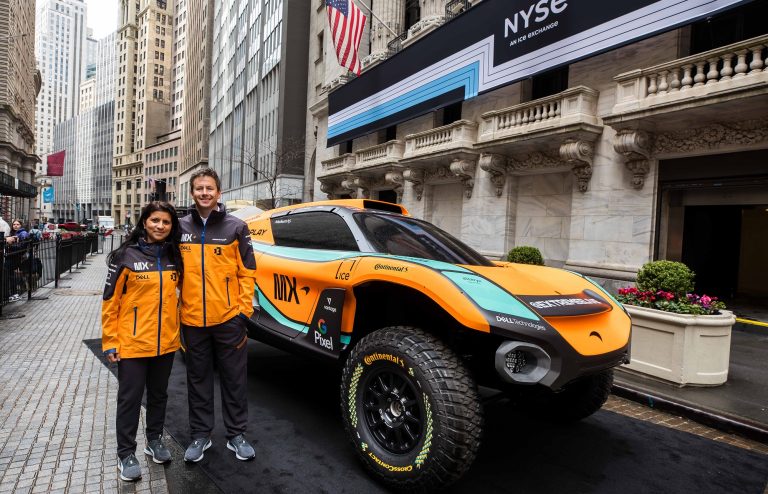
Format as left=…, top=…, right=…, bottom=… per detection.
left=208, top=0, right=309, bottom=208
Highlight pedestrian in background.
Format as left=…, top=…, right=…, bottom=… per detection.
left=101, top=202, right=184, bottom=482
left=5, top=219, right=31, bottom=301
left=179, top=168, right=258, bottom=463
left=6, top=219, right=29, bottom=244
left=0, top=216, right=10, bottom=238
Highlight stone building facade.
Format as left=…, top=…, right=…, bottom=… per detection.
left=176, top=0, right=211, bottom=210
left=0, top=0, right=41, bottom=221
left=305, top=0, right=768, bottom=301
left=112, top=0, right=175, bottom=225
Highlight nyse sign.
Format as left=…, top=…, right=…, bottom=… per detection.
left=327, top=0, right=746, bottom=146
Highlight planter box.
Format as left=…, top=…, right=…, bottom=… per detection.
left=622, top=305, right=735, bottom=386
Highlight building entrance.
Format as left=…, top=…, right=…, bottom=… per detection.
left=658, top=150, right=768, bottom=303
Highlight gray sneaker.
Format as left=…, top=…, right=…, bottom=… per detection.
left=118, top=453, right=141, bottom=481
left=184, top=437, right=212, bottom=463
left=226, top=434, right=255, bottom=461
left=144, top=437, right=172, bottom=464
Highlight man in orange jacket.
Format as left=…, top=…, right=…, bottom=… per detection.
left=179, top=168, right=258, bottom=462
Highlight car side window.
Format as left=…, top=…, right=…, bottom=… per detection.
left=271, top=212, right=359, bottom=251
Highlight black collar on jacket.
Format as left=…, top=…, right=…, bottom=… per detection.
left=189, top=202, right=227, bottom=226
left=136, top=237, right=170, bottom=257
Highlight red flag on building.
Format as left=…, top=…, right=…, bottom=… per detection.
left=47, top=150, right=66, bottom=176
left=326, top=0, right=367, bottom=76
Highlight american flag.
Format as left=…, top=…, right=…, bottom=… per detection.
left=326, top=0, right=367, bottom=75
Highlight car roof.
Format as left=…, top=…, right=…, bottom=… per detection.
left=264, top=199, right=410, bottom=217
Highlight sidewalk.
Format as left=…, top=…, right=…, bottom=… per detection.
left=0, top=253, right=168, bottom=493
left=614, top=320, right=768, bottom=443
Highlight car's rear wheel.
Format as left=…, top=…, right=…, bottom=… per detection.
left=340, top=326, right=482, bottom=491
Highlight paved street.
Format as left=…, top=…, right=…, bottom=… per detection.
left=0, top=252, right=767, bottom=493
left=0, top=254, right=167, bottom=493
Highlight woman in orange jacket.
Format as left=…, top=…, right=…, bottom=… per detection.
left=101, top=202, right=183, bottom=482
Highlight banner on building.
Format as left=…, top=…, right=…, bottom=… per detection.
left=327, top=0, right=748, bottom=146
left=43, top=187, right=54, bottom=204
left=47, top=150, right=66, bottom=176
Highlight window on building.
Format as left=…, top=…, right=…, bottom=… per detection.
left=377, top=125, right=397, bottom=144
left=689, top=0, right=768, bottom=54
left=340, top=140, right=353, bottom=155
left=436, top=101, right=462, bottom=127
left=528, top=65, right=569, bottom=101
left=405, top=0, right=421, bottom=31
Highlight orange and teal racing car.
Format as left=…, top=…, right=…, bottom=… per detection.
left=237, top=199, right=631, bottom=491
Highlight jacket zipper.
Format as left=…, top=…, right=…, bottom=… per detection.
left=132, top=306, right=138, bottom=336
left=201, top=222, right=207, bottom=327
left=157, top=248, right=163, bottom=356
left=226, top=277, right=231, bottom=306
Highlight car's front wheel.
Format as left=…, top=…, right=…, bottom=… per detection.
left=340, top=326, right=482, bottom=491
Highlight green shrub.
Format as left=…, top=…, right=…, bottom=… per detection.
left=635, top=260, right=695, bottom=296
left=506, top=246, right=544, bottom=266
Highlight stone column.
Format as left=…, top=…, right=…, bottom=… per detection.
left=362, top=0, right=405, bottom=68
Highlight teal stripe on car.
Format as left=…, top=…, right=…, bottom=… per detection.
left=255, top=286, right=309, bottom=334
left=442, top=272, right=540, bottom=320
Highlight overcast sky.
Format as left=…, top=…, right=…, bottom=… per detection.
left=85, top=0, right=118, bottom=39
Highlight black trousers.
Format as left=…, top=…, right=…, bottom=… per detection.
left=182, top=316, right=249, bottom=439
left=116, top=352, right=175, bottom=458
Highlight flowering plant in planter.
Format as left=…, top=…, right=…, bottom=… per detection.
left=617, top=260, right=733, bottom=386
left=616, top=260, right=726, bottom=315
left=616, top=287, right=726, bottom=315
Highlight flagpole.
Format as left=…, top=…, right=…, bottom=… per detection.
left=351, top=0, right=399, bottom=38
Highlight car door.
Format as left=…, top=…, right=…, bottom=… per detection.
left=254, top=210, right=361, bottom=353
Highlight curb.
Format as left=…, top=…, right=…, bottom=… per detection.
left=612, top=383, right=768, bottom=445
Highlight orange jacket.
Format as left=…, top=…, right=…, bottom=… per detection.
left=101, top=241, right=181, bottom=358
left=179, top=206, right=257, bottom=327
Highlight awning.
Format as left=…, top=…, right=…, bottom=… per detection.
left=0, top=170, right=37, bottom=198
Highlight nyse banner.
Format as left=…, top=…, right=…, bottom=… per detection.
left=327, top=0, right=748, bottom=146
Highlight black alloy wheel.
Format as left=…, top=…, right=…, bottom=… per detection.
left=361, top=366, right=423, bottom=455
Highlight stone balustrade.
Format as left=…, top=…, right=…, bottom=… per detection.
left=404, top=119, right=478, bottom=159
left=479, top=86, right=599, bottom=142
left=356, top=140, right=405, bottom=169
left=319, top=153, right=355, bottom=177
left=612, top=34, right=768, bottom=114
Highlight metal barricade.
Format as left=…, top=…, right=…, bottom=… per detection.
left=1, top=231, right=125, bottom=314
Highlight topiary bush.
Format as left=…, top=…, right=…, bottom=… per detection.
left=635, top=260, right=695, bottom=297
left=506, top=246, right=544, bottom=266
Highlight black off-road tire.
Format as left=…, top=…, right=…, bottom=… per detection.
left=533, top=369, right=614, bottom=422
left=340, top=326, right=482, bottom=491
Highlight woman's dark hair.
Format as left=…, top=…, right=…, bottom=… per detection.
left=107, top=201, right=184, bottom=277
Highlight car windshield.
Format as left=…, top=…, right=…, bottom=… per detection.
left=354, top=213, right=494, bottom=266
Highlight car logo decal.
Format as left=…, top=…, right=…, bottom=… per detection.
left=589, top=331, right=603, bottom=341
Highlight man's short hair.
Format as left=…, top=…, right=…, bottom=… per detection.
left=189, top=168, right=221, bottom=193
